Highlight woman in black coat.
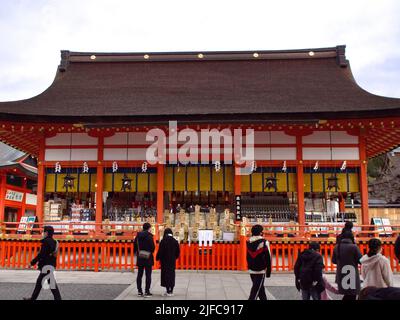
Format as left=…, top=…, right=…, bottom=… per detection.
left=332, top=231, right=362, bottom=300
left=156, top=228, right=180, bottom=296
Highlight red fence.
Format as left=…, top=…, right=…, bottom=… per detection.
left=0, top=239, right=398, bottom=273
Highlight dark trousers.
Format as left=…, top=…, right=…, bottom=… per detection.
left=167, top=286, right=174, bottom=294
left=249, top=273, right=267, bottom=300
left=301, top=288, right=321, bottom=300
left=137, top=265, right=152, bottom=293
left=31, top=270, right=61, bottom=300
left=343, top=294, right=357, bottom=300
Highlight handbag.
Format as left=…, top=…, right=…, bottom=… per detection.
left=137, top=238, right=151, bottom=260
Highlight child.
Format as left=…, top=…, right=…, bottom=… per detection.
left=294, top=242, right=325, bottom=300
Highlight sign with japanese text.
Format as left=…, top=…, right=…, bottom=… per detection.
left=5, top=190, right=24, bottom=202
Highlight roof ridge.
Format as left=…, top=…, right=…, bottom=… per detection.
left=58, top=45, right=346, bottom=72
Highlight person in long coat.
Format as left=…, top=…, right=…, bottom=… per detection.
left=156, top=228, right=180, bottom=296
left=332, top=230, right=362, bottom=300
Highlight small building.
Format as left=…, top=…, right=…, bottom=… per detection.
left=0, top=142, right=37, bottom=223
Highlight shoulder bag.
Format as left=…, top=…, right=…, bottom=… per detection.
left=137, top=237, right=151, bottom=260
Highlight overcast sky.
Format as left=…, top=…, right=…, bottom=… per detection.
left=0, top=0, right=399, bottom=101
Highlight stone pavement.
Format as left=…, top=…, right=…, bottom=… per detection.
left=0, top=269, right=399, bottom=300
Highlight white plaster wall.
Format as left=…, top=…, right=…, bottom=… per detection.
left=45, top=133, right=97, bottom=146
left=271, top=148, right=296, bottom=160
left=332, top=147, right=359, bottom=160
left=302, top=147, right=332, bottom=160
left=270, top=131, right=296, bottom=144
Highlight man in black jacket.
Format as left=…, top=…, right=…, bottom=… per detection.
left=294, top=242, right=325, bottom=300
left=134, top=222, right=155, bottom=297
left=246, top=224, right=271, bottom=300
left=395, top=235, right=400, bottom=261
left=23, top=226, right=61, bottom=300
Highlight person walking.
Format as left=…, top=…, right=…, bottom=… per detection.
left=360, top=238, right=393, bottom=288
left=332, top=231, right=362, bottom=300
left=23, top=226, right=61, bottom=300
left=294, top=242, right=325, bottom=300
left=246, top=224, right=271, bottom=300
left=156, top=228, right=180, bottom=297
left=134, top=222, right=155, bottom=297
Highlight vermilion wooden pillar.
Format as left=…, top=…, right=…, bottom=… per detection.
left=21, top=177, right=27, bottom=218
left=339, top=193, right=346, bottom=213
left=36, top=136, right=45, bottom=222
left=234, top=164, right=247, bottom=270
left=156, top=163, right=164, bottom=225
left=296, top=136, right=305, bottom=227
left=359, top=135, right=369, bottom=225
left=95, top=136, right=104, bottom=233
left=0, top=175, right=6, bottom=221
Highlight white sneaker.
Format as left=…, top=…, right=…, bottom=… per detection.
left=162, top=292, right=168, bottom=297
left=167, top=293, right=174, bottom=297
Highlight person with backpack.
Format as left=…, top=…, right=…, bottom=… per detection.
left=246, top=224, right=271, bottom=300
left=134, top=222, right=155, bottom=297
left=360, top=238, right=393, bottom=288
left=23, top=226, right=61, bottom=300
left=332, top=230, right=362, bottom=300
left=294, top=242, right=325, bottom=300
left=156, top=228, right=180, bottom=297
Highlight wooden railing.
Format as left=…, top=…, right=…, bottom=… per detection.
left=0, top=222, right=398, bottom=272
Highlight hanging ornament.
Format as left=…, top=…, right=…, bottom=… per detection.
left=82, top=162, right=89, bottom=173
left=251, top=161, right=257, bottom=172
left=142, top=161, right=148, bottom=173
left=327, top=175, right=339, bottom=190
left=282, top=161, right=287, bottom=172
left=121, top=173, right=132, bottom=191
left=313, top=161, right=319, bottom=171
left=63, top=174, right=75, bottom=191
left=340, top=161, right=347, bottom=171
left=264, top=176, right=278, bottom=191
left=214, top=161, right=221, bottom=172
left=55, top=162, right=61, bottom=173
left=177, top=162, right=180, bottom=173
left=112, top=161, right=118, bottom=173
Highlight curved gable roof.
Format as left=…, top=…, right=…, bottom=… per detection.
left=0, top=45, right=399, bottom=123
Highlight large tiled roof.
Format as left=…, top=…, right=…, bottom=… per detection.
left=0, top=45, right=399, bottom=123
